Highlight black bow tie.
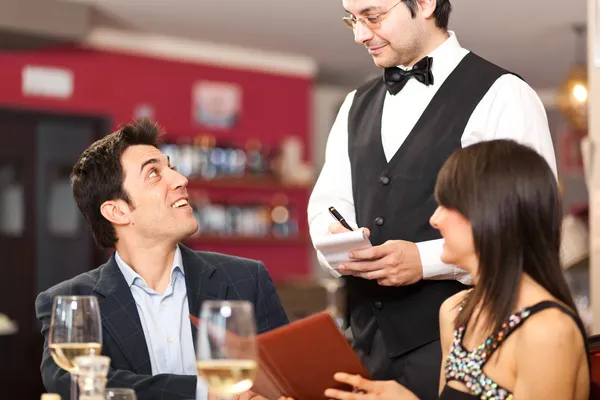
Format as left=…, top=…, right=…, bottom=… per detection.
left=383, top=56, right=434, bottom=95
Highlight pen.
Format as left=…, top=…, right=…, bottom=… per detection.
left=328, top=206, right=353, bottom=231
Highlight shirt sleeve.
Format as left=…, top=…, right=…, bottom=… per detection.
left=307, top=90, right=357, bottom=277
left=418, top=239, right=472, bottom=285
left=468, top=74, right=558, bottom=177
left=421, top=74, right=556, bottom=284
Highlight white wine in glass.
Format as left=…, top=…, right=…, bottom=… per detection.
left=49, top=296, right=103, bottom=400
left=49, top=342, right=103, bottom=372
left=196, top=300, right=258, bottom=399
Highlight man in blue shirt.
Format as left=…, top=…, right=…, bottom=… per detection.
left=36, top=118, right=289, bottom=400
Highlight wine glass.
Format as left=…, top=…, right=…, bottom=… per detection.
left=319, top=277, right=345, bottom=330
left=75, top=355, right=111, bottom=399
left=49, top=296, right=102, bottom=400
left=105, top=388, right=137, bottom=400
left=196, top=300, right=258, bottom=399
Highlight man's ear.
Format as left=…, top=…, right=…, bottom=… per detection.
left=417, top=0, right=437, bottom=19
left=100, top=200, right=131, bottom=226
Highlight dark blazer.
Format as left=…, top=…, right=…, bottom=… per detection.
left=35, top=245, right=289, bottom=400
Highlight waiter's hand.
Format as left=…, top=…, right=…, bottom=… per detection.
left=337, top=239, right=423, bottom=286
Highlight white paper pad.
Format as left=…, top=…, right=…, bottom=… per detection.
left=313, top=229, right=373, bottom=269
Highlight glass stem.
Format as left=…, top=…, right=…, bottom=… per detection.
left=70, top=373, right=78, bottom=400
left=327, top=288, right=337, bottom=314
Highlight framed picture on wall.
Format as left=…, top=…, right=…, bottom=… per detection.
left=192, top=80, right=242, bottom=129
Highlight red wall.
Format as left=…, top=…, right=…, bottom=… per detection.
left=0, top=45, right=314, bottom=280
left=0, top=46, right=312, bottom=145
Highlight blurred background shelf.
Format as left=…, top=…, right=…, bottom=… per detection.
left=185, top=234, right=308, bottom=245
left=187, top=177, right=312, bottom=191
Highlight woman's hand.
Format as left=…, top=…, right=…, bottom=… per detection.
left=324, top=373, right=420, bottom=400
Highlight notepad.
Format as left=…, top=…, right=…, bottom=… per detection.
left=313, top=229, right=373, bottom=269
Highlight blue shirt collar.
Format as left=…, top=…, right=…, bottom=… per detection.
left=115, top=245, right=184, bottom=288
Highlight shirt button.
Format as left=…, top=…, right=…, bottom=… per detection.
left=379, top=175, right=390, bottom=185
left=167, top=337, right=173, bottom=343
left=374, top=302, right=383, bottom=310
left=375, top=217, right=385, bottom=226
left=162, top=301, right=168, bottom=307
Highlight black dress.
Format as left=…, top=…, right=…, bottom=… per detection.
left=437, top=300, right=586, bottom=400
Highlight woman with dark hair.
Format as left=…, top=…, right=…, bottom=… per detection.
left=311, top=139, right=590, bottom=399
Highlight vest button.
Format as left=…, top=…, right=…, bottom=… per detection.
left=374, top=301, right=383, bottom=310
left=375, top=217, right=385, bottom=226
left=379, top=175, right=391, bottom=185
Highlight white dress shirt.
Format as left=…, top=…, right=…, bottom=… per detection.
left=308, top=32, right=557, bottom=284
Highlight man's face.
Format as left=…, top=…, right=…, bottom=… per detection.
left=342, top=0, right=425, bottom=68
left=119, top=144, right=198, bottom=244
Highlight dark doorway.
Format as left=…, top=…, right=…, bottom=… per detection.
left=0, top=108, right=109, bottom=398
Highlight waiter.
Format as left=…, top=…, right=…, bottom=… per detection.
left=307, top=1, right=557, bottom=399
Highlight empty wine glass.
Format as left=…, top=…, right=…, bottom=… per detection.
left=75, top=355, right=110, bottom=400
left=196, top=300, right=258, bottom=399
left=49, top=296, right=102, bottom=400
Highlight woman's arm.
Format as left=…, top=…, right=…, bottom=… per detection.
left=438, top=290, right=468, bottom=395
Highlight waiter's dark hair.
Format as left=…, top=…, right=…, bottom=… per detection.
left=434, top=139, right=579, bottom=335
left=403, top=0, right=451, bottom=30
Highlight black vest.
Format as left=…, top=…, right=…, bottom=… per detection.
left=346, top=53, right=512, bottom=358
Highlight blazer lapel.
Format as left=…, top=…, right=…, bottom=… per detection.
left=93, top=254, right=152, bottom=375
left=180, top=244, right=227, bottom=345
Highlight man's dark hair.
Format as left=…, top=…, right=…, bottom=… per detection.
left=403, top=0, right=451, bottom=30
left=71, top=118, right=164, bottom=248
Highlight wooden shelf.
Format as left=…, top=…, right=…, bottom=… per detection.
left=185, top=234, right=308, bottom=245
left=186, top=176, right=312, bottom=191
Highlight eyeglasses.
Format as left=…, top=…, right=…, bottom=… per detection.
left=342, top=1, right=403, bottom=30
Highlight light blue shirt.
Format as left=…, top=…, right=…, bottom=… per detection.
left=115, top=245, right=207, bottom=400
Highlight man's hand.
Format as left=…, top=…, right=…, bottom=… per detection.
left=337, top=239, right=423, bottom=286
left=233, top=391, right=268, bottom=400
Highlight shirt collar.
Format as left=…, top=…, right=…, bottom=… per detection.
left=115, top=245, right=184, bottom=288
left=396, top=31, right=465, bottom=84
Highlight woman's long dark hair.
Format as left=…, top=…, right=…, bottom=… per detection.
left=434, top=139, right=579, bottom=334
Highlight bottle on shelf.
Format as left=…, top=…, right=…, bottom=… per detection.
left=229, top=148, right=247, bottom=178
left=190, top=191, right=210, bottom=237
left=245, top=139, right=267, bottom=177
left=270, top=193, right=298, bottom=238
left=224, top=204, right=243, bottom=236
left=177, top=139, right=196, bottom=178
left=161, top=135, right=294, bottom=184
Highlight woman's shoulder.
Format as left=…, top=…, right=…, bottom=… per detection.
left=517, top=301, right=585, bottom=355
left=441, top=289, right=471, bottom=314
left=515, top=278, right=583, bottom=341
left=440, top=289, right=472, bottom=326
